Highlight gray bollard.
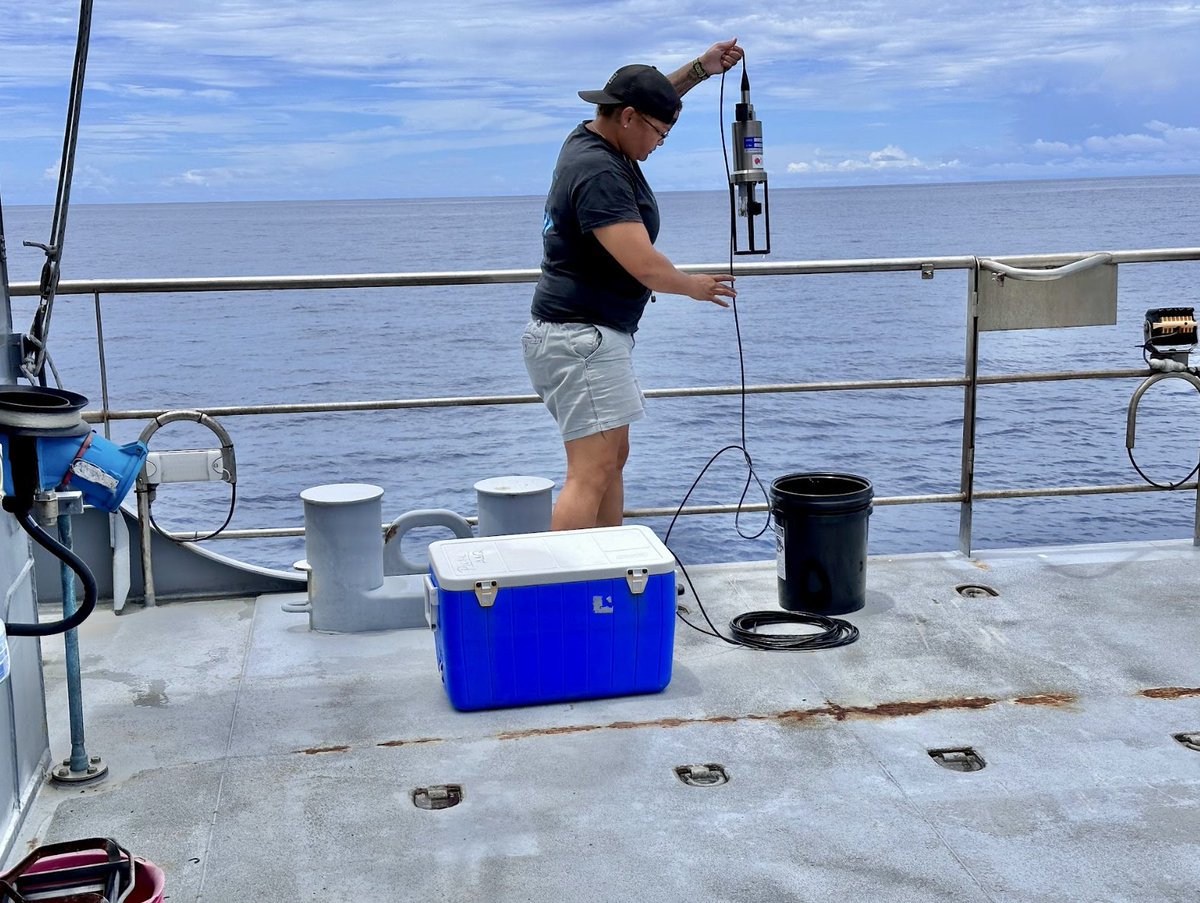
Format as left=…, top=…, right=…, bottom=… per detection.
left=299, top=483, right=443, bottom=632
left=474, top=476, right=554, bottom=536
left=301, top=483, right=385, bottom=632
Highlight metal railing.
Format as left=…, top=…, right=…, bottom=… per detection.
left=12, top=247, right=1200, bottom=554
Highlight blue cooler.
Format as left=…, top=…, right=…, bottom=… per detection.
left=424, top=525, right=676, bottom=711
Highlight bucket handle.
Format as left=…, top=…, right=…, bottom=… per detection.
left=0, top=837, right=134, bottom=903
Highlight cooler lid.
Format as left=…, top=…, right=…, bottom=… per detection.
left=427, top=524, right=674, bottom=591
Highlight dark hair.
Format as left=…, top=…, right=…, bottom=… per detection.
left=595, top=102, right=626, bottom=119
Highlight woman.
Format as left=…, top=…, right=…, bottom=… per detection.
left=523, top=39, right=744, bottom=531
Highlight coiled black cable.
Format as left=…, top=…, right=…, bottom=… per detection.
left=729, top=610, right=859, bottom=651
left=672, top=554, right=859, bottom=652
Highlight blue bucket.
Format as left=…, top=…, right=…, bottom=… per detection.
left=33, top=432, right=148, bottom=512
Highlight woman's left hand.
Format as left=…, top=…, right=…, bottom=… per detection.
left=701, top=38, right=743, bottom=77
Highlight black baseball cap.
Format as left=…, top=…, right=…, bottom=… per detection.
left=578, top=64, right=681, bottom=123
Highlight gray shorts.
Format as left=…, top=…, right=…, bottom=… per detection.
left=522, top=319, right=645, bottom=442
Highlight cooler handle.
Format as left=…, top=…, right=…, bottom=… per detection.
left=423, top=575, right=438, bottom=630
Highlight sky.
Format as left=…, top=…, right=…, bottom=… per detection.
left=1, top=1, right=1199, bottom=205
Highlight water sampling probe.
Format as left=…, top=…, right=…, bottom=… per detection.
left=663, top=56, right=860, bottom=652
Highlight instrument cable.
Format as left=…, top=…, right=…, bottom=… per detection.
left=663, top=60, right=858, bottom=652
left=1128, top=342, right=1200, bottom=490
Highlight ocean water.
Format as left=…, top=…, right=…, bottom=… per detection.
left=3, top=175, right=1200, bottom=570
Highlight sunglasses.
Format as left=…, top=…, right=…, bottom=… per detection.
left=636, top=112, right=670, bottom=142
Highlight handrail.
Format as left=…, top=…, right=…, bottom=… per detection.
left=8, top=246, right=1200, bottom=553
left=978, top=252, right=1113, bottom=281
left=152, top=480, right=1198, bottom=543
left=9, top=248, right=1200, bottom=297
left=78, top=368, right=1148, bottom=423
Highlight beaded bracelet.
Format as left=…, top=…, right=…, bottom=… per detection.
left=690, top=58, right=710, bottom=81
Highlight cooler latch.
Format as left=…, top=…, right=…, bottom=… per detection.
left=625, top=567, right=649, bottom=595
left=474, top=580, right=499, bottom=608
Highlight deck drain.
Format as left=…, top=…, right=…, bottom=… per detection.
left=928, top=747, right=986, bottom=772
left=1174, top=732, right=1200, bottom=752
left=674, top=763, right=729, bottom=787
left=955, top=583, right=999, bottom=599
left=412, top=784, right=463, bottom=810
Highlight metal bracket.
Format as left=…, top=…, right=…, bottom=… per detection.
left=625, top=567, right=649, bottom=595
left=32, top=489, right=84, bottom=527
left=474, top=580, right=498, bottom=608
left=51, top=754, right=108, bottom=784
left=143, top=448, right=226, bottom=486
left=976, top=253, right=1116, bottom=332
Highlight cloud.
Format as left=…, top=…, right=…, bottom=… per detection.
left=1029, top=139, right=1080, bottom=156
left=787, top=144, right=960, bottom=175
left=4, top=1, right=1200, bottom=201
left=1027, top=120, right=1200, bottom=163
left=167, top=168, right=235, bottom=188
left=1084, top=132, right=1166, bottom=153
left=90, top=83, right=236, bottom=102
left=41, top=158, right=115, bottom=192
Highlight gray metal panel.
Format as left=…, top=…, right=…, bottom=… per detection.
left=978, top=262, right=1117, bottom=331
left=0, top=514, right=49, bottom=864
left=0, top=677, right=14, bottom=855
left=31, top=507, right=303, bottom=605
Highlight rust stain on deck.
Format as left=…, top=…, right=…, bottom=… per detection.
left=1014, top=693, right=1077, bottom=707
left=377, top=737, right=444, bottom=748
left=495, top=724, right=602, bottom=741
left=752, top=708, right=827, bottom=725
left=611, top=715, right=739, bottom=730
left=1140, top=687, right=1200, bottom=699
left=493, top=694, right=1034, bottom=741
left=834, top=697, right=997, bottom=719
left=295, top=691, right=1085, bottom=750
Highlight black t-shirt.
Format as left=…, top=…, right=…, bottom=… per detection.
left=530, top=123, right=660, bottom=334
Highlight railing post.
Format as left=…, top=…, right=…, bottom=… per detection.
left=958, top=262, right=980, bottom=555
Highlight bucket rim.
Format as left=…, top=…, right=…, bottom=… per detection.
left=771, top=472, right=872, bottom=492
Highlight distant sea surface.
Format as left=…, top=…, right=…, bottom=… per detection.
left=4, top=175, right=1200, bottom=570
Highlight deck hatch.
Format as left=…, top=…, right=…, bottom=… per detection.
left=674, top=764, right=729, bottom=787
left=955, top=583, right=999, bottom=598
left=1173, top=732, right=1200, bottom=752
left=412, top=784, right=463, bottom=810
left=928, top=747, right=986, bottom=772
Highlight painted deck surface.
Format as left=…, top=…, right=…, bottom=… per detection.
left=8, top=540, right=1200, bottom=902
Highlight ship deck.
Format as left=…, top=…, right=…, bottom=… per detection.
left=9, top=539, right=1200, bottom=902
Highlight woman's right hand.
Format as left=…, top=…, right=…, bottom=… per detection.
left=687, top=274, right=736, bottom=307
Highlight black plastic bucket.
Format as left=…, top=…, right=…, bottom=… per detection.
left=770, top=472, right=873, bottom=615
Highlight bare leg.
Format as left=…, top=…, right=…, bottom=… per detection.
left=552, top=425, right=630, bottom=531
left=595, top=429, right=630, bottom=527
